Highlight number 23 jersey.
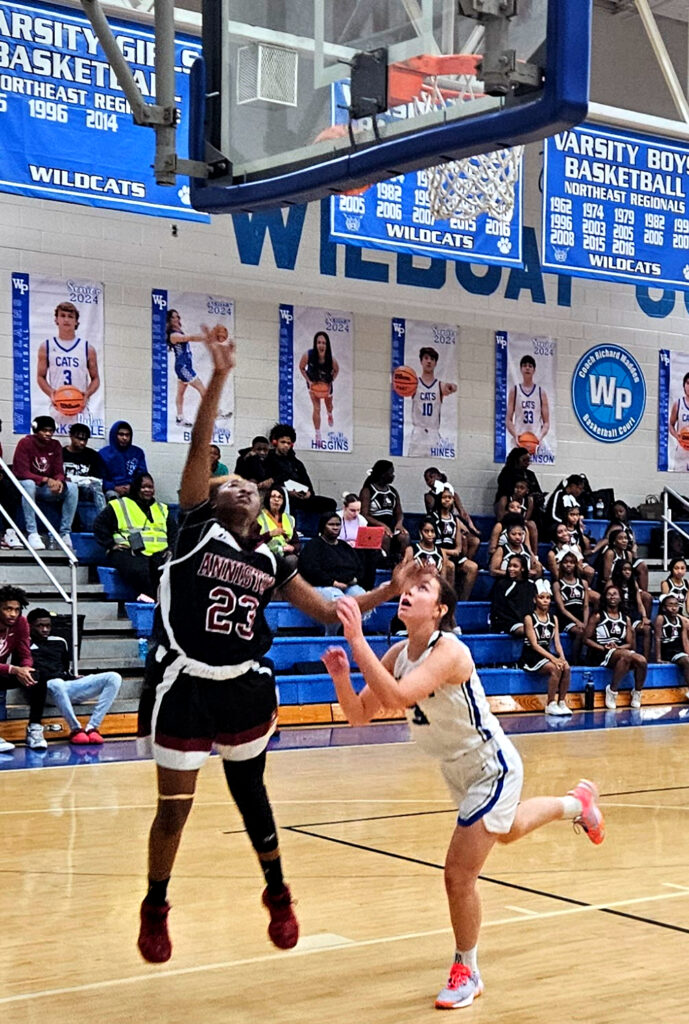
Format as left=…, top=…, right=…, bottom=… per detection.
left=159, top=501, right=297, bottom=675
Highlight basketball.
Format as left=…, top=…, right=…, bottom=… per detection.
left=52, top=385, right=86, bottom=416
left=309, top=381, right=330, bottom=400
left=679, top=428, right=689, bottom=451
left=392, top=365, right=418, bottom=398
left=517, top=431, right=539, bottom=455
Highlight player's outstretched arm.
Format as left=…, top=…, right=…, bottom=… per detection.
left=282, top=564, right=402, bottom=625
left=179, top=327, right=235, bottom=509
left=321, top=647, right=381, bottom=726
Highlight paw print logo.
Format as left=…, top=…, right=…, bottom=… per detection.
left=497, top=237, right=512, bottom=254
left=683, top=265, right=689, bottom=281
left=177, top=184, right=191, bottom=206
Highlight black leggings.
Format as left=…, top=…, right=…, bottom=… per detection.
left=222, top=752, right=278, bottom=855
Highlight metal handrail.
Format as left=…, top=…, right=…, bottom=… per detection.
left=662, top=488, right=689, bottom=572
left=0, top=457, right=79, bottom=672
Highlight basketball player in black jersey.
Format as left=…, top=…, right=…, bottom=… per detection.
left=137, top=329, right=402, bottom=964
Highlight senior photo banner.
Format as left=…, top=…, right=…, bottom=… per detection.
left=658, top=348, right=689, bottom=472
left=494, top=331, right=557, bottom=465
left=278, top=304, right=353, bottom=453
left=12, top=271, right=105, bottom=438
left=151, top=290, right=235, bottom=445
left=390, top=319, right=458, bottom=459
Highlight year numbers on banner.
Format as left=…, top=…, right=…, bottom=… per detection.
left=86, top=110, right=119, bottom=132
left=28, top=100, right=68, bottom=123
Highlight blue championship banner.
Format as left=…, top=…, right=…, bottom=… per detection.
left=543, top=124, right=689, bottom=289
left=0, top=1, right=207, bottom=221
left=658, top=348, right=689, bottom=472
left=329, top=82, right=523, bottom=267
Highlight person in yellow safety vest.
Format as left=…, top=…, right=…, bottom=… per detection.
left=93, top=473, right=177, bottom=602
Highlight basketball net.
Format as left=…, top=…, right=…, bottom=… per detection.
left=388, top=56, right=523, bottom=224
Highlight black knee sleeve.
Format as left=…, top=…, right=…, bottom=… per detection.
left=223, top=753, right=278, bottom=854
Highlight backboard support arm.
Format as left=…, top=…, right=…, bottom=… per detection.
left=79, top=0, right=209, bottom=183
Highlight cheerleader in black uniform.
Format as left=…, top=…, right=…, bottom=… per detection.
left=432, top=484, right=478, bottom=600
left=489, top=554, right=535, bottom=637
left=611, top=560, right=651, bottom=660
left=552, top=551, right=589, bottom=664
left=403, top=517, right=445, bottom=575
left=489, top=518, right=543, bottom=579
left=654, top=593, right=689, bottom=694
left=659, top=557, right=689, bottom=618
left=520, top=580, right=571, bottom=716
left=601, top=528, right=653, bottom=618
left=584, top=585, right=647, bottom=710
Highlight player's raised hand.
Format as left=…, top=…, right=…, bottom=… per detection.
left=336, top=596, right=363, bottom=643
left=203, top=324, right=236, bottom=373
left=390, top=559, right=436, bottom=597
left=321, top=646, right=350, bottom=680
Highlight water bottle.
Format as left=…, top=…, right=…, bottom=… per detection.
left=138, top=637, right=149, bottom=662
left=594, top=498, right=605, bottom=519
left=584, top=671, right=595, bottom=711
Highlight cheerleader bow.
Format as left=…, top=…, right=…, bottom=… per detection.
left=433, top=481, right=454, bottom=496
left=535, top=579, right=552, bottom=595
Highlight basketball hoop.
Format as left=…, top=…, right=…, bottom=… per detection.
left=424, top=146, right=524, bottom=223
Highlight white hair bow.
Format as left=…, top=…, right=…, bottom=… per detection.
left=433, top=480, right=454, bottom=495
left=535, top=579, right=552, bottom=595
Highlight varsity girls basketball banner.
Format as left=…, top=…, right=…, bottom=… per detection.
left=12, top=272, right=105, bottom=438
left=658, top=349, right=689, bottom=472
left=278, top=304, right=353, bottom=453
left=390, top=319, right=458, bottom=459
left=0, top=1, right=207, bottom=221
left=494, top=331, right=557, bottom=465
left=151, top=290, right=235, bottom=445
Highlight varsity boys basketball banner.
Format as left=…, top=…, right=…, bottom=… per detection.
left=494, top=331, right=557, bottom=465
left=278, top=304, right=353, bottom=453
left=658, top=349, right=689, bottom=472
left=390, top=319, right=458, bottom=459
left=0, top=1, right=207, bottom=221
left=151, top=290, right=235, bottom=445
left=12, top=272, right=105, bottom=438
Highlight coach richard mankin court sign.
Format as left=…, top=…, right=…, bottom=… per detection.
left=571, top=344, right=646, bottom=443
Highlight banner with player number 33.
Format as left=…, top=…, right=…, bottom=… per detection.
left=494, top=330, right=558, bottom=466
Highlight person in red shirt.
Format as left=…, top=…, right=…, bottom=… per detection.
left=12, top=416, right=78, bottom=551
left=0, top=585, right=46, bottom=751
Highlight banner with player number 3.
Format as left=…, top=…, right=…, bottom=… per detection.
left=12, top=272, right=106, bottom=440
left=494, top=330, right=558, bottom=466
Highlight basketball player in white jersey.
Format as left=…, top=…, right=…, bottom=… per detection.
left=36, top=302, right=100, bottom=431
left=407, top=347, right=457, bottom=458
left=322, top=572, right=604, bottom=1010
left=506, top=354, right=550, bottom=455
left=668, top=371, right=689, bottom=472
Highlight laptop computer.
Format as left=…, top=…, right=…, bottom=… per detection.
left=354, top=526, right=385, bottom=550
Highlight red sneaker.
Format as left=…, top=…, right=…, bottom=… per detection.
left=262, top=886, right=299, bottom=949
left=138, top=899, right=172, bottom=963
left=568, top=778, right=605, bottom=845
left=86, top=729, right=104, bottom=744
left=69, top=729, right=90, bottom=745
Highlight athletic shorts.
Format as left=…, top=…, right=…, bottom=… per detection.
left=661, top=642, right=687, bottom=663
left=588, top=647, right=619, bottom=667
left=519, top=648, right=549, bottom=672
left=138, top=653, right=278, bottom=770
left=440, top=734, right=523, bottom=835
left=174, top=358, right=197, bottom=383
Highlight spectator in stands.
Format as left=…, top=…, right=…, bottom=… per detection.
left=660, top=557, right=689, bottom=616
left=593, top=500, right=650, bottom=593
left=494, top=476, right=538, bottom=550
left=494, top=448, right=544, bottom=517
left=257, top=486, right=298, bottom=555
left=432, top=484, right=478, bottom=600
left=338, top=492, right=377, bottom=591
left=209, top=444, right=229, bottom=485
left=552, top=551, right=589, bottom=664
left=99, top=421, right=148, bottom=500
left=489, top=517, right=542, bottom=579
left=422, top=468, right=481, bottom=560
left=13, top=415, right=78, bottom=551
left=403, top=517, right=445, bottom=574
left=547, top=522, right=595, bottom=587
left=544, top=474, right=586, bottom=529
left=62, top=423, right=106, bottom=514
left=563, top=505, right=592, bottom=560
left=297, top=513, right=368, bottom=635
left=584, top=585, right=647, bottom=709
left=654, top=593, right=689, bottom=697
left=600, top=527, right=649, bottom=612
left=489, top=554, right=534, bottom=637
left=611, top=561, right=651, bottom=660
left=359, top=460, right=410, bottom=563
left=0, top=438, right=21, bottom=549
left=93, top=472, right=176, bottom=602
left=233, top=436, right=272, bottom=492
left=520, top=581, right=572, bottom=717
left=0, top=585, right=45, bottom=751
left=27, top=608, right=122, bottom=745
left=264, top=424, right=336, bottom=516
left=489, top=502, right=537, bottom=560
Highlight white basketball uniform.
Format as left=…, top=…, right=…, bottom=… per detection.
left=408, top=377, right=443, bottom=457
left=45, top=336, right=92, bottom=427
left=510, top=383, right=544, bottom=445
left=395, top=632, right=523, bottom=833
left=671, top=396, right=689, bottom=471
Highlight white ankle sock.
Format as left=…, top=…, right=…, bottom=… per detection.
left=455, top=946, right=478, bottom=973
left=560, top=795, right=582, bottom=819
